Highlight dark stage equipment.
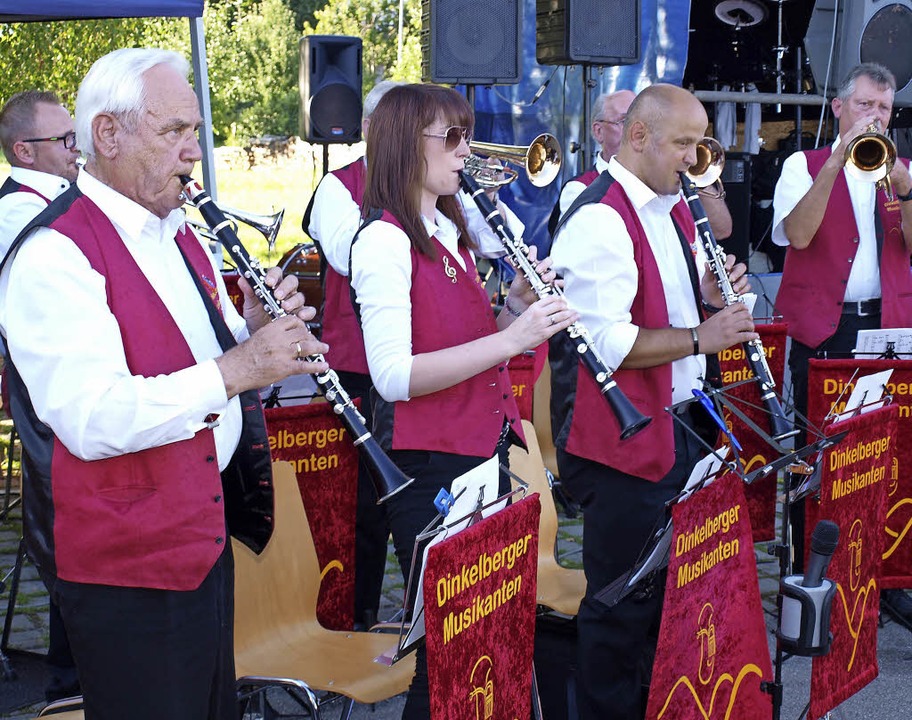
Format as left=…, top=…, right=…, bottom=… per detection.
left=299, top=35, right=362, bottom=144
left=535, top=0, right=639, bottom=66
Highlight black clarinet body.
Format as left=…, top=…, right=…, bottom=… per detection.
left=180, top=175, right=414, bottom=503
left=459, top=171, right=651, bottom=440
left=679, top=173, right=797, bottom=442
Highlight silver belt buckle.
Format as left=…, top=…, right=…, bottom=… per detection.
left=857, top=299, right=877, bottom=317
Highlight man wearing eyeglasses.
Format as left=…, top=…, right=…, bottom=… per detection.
left=0, top=91, right=80, bottom=258
left=0, top=90, right=81, bottom=703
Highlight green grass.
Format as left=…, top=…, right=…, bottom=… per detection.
left=1, top=140, right=366, bottom=267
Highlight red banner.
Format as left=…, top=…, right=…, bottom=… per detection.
left=806, top=406, right=895, bottom=719
left=646, top=473, right=772, bottom=720
left=423, top=497, right=540, bottom=720
left=808, top=359, right=912, bottom=588
left=265, top=403, right=359, bottom=630
left=221, top=272, right=245, bottom=315
left=717, top=323, right=788, bottom=542
left=508, top=343, right=548, bottom=421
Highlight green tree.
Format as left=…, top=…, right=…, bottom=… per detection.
left=306, top=0, right=422, bottom=89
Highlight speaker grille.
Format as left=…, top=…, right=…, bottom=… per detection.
left=537, top=0, right=639, bottom=66
left=861, top=3, right=912, bottom=91
left=421, top=0, right=521, bottom=84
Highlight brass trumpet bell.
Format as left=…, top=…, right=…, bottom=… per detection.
left=844, top=125, right=896, bottom=201
left=188, top=206, right=285, bottom=251
left=465, top=133, right=562, bottom=188
left=685, top=137, right=726, bottom=188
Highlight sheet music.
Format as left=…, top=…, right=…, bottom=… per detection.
left=398, top=456, right=504, bottom=654
left=832, top=369, right=892, bottom=422
left=854, top=328, right=912, bottom=356
left=627, top=447, right=732, bottom=585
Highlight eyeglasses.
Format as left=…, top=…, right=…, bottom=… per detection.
left=22, top=131, right=77, bottom=150
left=423, top=125, right=471, bottom=151
left=595, top=118, right=626, bottom=127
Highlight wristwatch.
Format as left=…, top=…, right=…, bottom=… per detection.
left=897, top=189, right=912, bottom=202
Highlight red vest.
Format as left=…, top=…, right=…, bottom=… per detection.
left=776, top=147, right=912, bottom=347
left=370, top=211, right=524, bottom=456
left=552, top=185, right=698, bottom=482
left=9, top=191, right=272, bottom=590
left=321, top=159, right=369, bottom=374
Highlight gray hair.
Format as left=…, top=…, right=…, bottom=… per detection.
left=0, top=90, right=64, bottom=164
left=364, top=80, right=405, bottom=119
left=75, top=48, right=190, bottom=159
left=837, top=63, right=896, bottom=102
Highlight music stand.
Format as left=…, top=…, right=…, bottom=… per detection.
left=379, top=465, right=526, bottom=665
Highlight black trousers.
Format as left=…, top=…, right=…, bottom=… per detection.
left=387, top=441, right=511, bottom=720
left=558, top=416, right=705, bottom=720
left=787, top=312, right=881, bottom=571
left=51, top=546, right=236, bottom=720
left=337, top=370, right=390, bottom=627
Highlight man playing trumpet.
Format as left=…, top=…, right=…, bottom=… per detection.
left=772, top=62, right=912, bottom=626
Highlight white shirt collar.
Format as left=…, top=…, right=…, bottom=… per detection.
left=77, top=170, right=186, bottom=244
left=9, top=166, right=70, bottom=199
left=607, top=156, right=681, bottom=214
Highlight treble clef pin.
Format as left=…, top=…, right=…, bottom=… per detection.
left=443, top=255, right=458, bottom=283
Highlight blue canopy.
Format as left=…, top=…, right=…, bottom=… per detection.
left=0, top=0, right=202, bottom=20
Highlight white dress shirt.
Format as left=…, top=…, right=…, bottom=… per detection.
left=351, top=210, right=485, bottom=403
left=0, top=166, right=71, bottom=258
left=308, top=157, right=525, bottom=275
left=550, top=157, right=708, bottom=405
left=0, top=170, right=246, bottom=470
left=558, top=152, right=610, bottom=216
left=772, top=139, right=880, bottom=301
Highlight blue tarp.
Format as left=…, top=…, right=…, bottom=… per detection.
left=0, top=0, right=202, bottom=20
left=472, top=0, right=692, bottom=253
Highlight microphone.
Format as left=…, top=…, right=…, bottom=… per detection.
left=802, top=520, right=839, bottom=588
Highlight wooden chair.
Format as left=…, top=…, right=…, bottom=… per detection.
left=509, top=420, right=586, bottom=617
left=233, top=461, right=415, bottom=719
left=531, top=360, right=558, bottom=479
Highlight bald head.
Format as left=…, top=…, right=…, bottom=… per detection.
left=616, top=84, right=708, bottom=196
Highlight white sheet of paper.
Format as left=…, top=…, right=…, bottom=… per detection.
left=833, top=369, right=892, bottom=421
left=854, top=328, right=912, bottom=357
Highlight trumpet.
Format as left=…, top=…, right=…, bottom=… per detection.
left=188, top=205, right=285, bottom=251
left=180, top=175, right=415, bottom=504
left=465, top=133, right=562, bottom=188
left=844, top=124, right=896, bottom=201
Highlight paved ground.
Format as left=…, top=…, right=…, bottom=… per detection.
left=2, top=417, right=911, bottom=719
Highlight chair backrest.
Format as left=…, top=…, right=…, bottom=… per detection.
left=531, top=360, right=558, bottom=478
left=233, top=461, right=322, bottom=650
left=509, top=420, right=560, bottom=563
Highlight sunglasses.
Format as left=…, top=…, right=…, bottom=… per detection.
left=22, top=131, right=77, bottom=150
left=595, top=117, right=626, bottom=127
left=423, top=125, right=471, bottom=152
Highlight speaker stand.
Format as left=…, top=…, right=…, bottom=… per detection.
left=321, top=143, right=329, bottom=179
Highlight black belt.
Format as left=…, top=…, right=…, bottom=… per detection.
left=841, top=298, right=881, bottom=317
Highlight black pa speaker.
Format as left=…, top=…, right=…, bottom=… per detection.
left=718, top=153, right=752, bottom=267
left=805, top=0, right=912, bottom=107
left=536, top=0, right=640, bottom=66
left=421, top=0, right=522, bottom=85
left=299, top=35, right=363, bottom=143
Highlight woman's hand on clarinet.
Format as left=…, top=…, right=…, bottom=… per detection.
left=505, top=245, right=559, bottom=308
left=504, top=295, right=578, bottom=354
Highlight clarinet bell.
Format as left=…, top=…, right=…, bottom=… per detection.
left=605, top=385, right=652, bottom=440
left=359, top=436, right=415, bottom=504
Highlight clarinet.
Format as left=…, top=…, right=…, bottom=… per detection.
left=459, top=171, right=651, bottom=440
left=180, top=175, right=414, bottom=503
left=679, top=173, right=797, bottom=441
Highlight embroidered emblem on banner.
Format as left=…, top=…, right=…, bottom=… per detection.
left=836, top=518, right=876, bottom=671
left=469, top=655, right=495, bottom=720
left=697, top=603, right=716, bottom=685
left=443, top=255, right=458, bottom=283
